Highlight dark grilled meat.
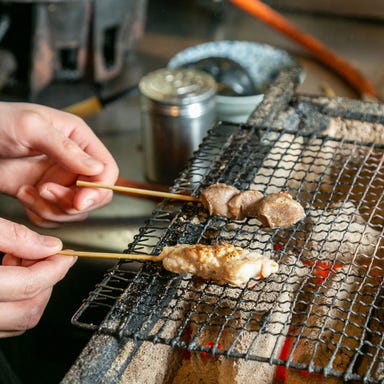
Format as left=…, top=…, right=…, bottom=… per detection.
left=255, top=191, right=305, bottom=228
left=200, top=183, right=240, bottom=217
left=200, top=184, right=304, bottom=228
left=228, top=189, right=264, bottom=220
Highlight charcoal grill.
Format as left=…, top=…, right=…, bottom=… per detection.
left=63, top=69, right=384, bottom=383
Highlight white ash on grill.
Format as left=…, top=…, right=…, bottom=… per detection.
left=249, top=132, right=331, bottom=205
left=320, top=117, right=384, bottom=227
left=304, top=201, right=382, bottom=266
left=324, top=117, right=384, bottom=144
left=116, top=114, right=384, bottom=383
left=291, top=268, right=382, bottom=382
left=118, top=341, right=180, bottom=384
left=252, top=119, right=384, bottom=220
left=117, top=280, right=194, bottom=384
left=251, top=133, right=306, bottom=193
left=275, top=200, right=382, bottom=382
left=245, top=124, right=383, bottom=382
left=168, top=255, right=308, bottom=384
left=323, top=147, right=383, bottom=227
left=289, top=264, right=364, bottom=372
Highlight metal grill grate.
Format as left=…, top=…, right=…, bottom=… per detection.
left=72, top=121, right=384, bottom=382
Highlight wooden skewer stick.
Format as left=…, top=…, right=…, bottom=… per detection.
left=59, top=249, right=163, bottom=261
left=76, top=180, right=200, bottom=203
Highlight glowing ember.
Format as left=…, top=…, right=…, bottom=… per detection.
left=200, top=341, right=223, bottom=359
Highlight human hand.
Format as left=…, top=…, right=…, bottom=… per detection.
left=0, top=217, right=76, bottom=338
left=0, top=102, right=119, bottom=227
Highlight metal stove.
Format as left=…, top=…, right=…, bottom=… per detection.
left=0, top=0, right=147, bottom=100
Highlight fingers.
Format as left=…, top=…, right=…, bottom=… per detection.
left=0, top=288, right=52, bottom=337
left=39, top=181, right=114, bottom=212
left=17, top=185, right=89, bottom=227
left=17, top=104, right=118, bottom=213
left=1, top=102, right=118, bottom=182
left=0, top=217, right=63, bottom=257
left=11, top=107, right=105, bottom=177
left=32, top=106, right=119, bottom=187
left=0, top=254, right=77, bottom=301
left=0, top=254, right=77, bottom=337
left=43, top=108, right=119, bottom=209
left=1, top=102, right=119, bottom=218
left=0, top=253, right=77, bottom=337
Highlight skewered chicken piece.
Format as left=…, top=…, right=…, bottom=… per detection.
left=200, top=183, right=304, bottom=227
left=161, top=243, right=279, bottom=287
left=200, top=184, right=264, bottom=220
left=61, top=244, right=279, bottom=287
left=200, top=183, right=240, bottom=218
left=227, top=189, right=264, bottom=220
left=255, top=191, right=305, bottom=229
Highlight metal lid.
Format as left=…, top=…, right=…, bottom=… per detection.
left=139, top=68, right=216, bottom=105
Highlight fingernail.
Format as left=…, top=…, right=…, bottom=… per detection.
left=83, top=155, right=103, bottom=171
left=70, top=256, right=78, bottom=266
left=19, top=187, right=35, bottom=206
left=39, top=187, right=54, bottom=201
left=79, top=198, right=95, bottom=210
left=40, top=235, right=62, bottom=250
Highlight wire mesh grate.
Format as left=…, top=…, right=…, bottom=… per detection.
left=72, top=121, right=384, bottom=382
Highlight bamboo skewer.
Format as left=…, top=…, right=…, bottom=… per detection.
left=59, top=249, right=162, bottom=261
left=76, top=180, right=200, bottom=203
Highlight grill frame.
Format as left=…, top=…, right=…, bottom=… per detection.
left=73, top=123, right=384, bottom=380
left=65, top=70, right=384, bottom=383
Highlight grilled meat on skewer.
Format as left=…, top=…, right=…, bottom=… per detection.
left=200, top=183, right=240, bottom=218
left=160, top=243, right=278, bottom=287
left=200, top=184, right=304, bottom=227
left=201, top=183, right=263, bottom=219
left=227, top=189, right=264, bottom=220
left=255, top=191, right=305, bottom=229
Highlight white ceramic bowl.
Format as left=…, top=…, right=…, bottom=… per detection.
left=168, top=40, right=303, bottom=123
left=215, top=94, right=264, bottom=123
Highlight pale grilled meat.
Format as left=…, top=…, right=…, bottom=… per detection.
left=161, top=243, right=278, bottom=287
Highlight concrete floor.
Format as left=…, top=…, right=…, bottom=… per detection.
left=0, top=1, right=383, bottom=383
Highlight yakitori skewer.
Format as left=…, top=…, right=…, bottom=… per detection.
left=77, top=181, right=305, bottom=227
left=60, top=244, right=279, bottom=287
left=59, top=249, right=161, bottom=261
left=76, top=180, right=199, bottom=202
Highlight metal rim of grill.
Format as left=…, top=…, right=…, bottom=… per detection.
left=68, top=69, right=384, bottom=383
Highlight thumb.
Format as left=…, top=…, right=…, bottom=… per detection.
left=0, top=217, right=62, bottom=259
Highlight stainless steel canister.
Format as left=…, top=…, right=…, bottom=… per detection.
left=139, top=68, right=216, bottom=185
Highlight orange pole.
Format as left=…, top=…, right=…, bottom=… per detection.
left=229, top=0, right=379, bottom=99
